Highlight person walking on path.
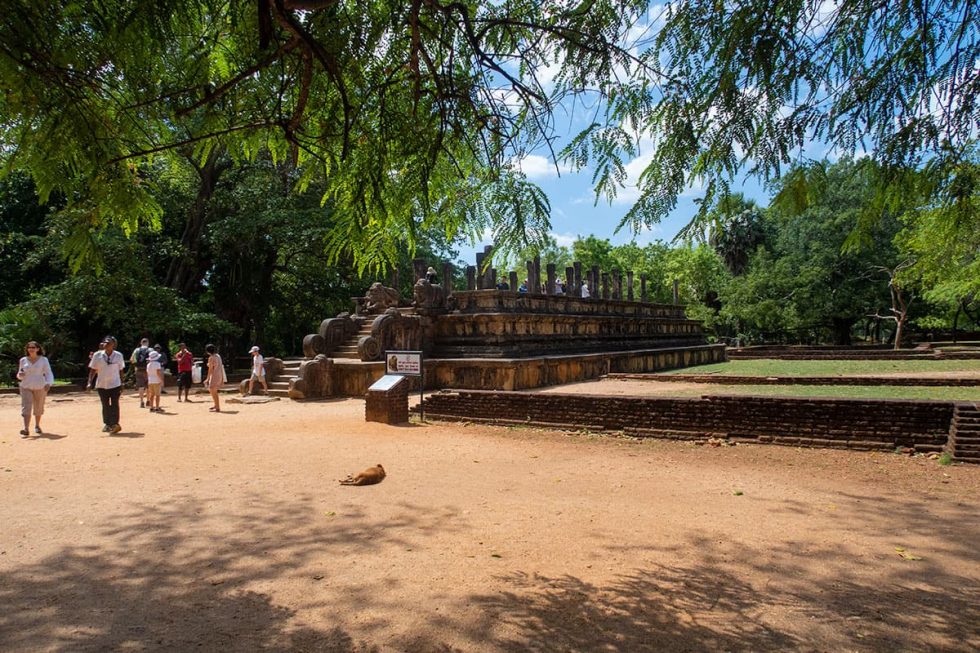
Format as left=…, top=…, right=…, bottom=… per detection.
left=146, top=350, right=164, bottom=412
left=247, top=346, right=268, bottom=395
left=86, top=340, right=106, bottom=390
left=204, top=344, right=226, bottom=412
left=175, top=343, right=194, bottom=402
left=16, top=340, right=53, bottom=436
left=89, top=336, right=125, bottom=433
left=130, top=338, right=151, bottom=408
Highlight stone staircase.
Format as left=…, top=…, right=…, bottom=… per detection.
left=948, top=403, right=980, bottom=464
left=267, top=357, right=305, bottom=397
left=331, top=320, right=376, bottom=359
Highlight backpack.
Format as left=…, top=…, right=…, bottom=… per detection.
left=135, top=346, right=150, bottom=369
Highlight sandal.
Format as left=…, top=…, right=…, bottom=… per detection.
left=20, top=429, right=28, bottom=436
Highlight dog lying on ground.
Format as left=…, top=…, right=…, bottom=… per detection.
left=339, top=464, right=386, bottom=486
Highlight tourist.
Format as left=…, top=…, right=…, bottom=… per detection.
left=496, top=279, right=510, bottom=290
left=86, top=340, right=106, bottom=390
left=16, top=340, right=54, bottom=437
left=581, top=282, right=591, bottom=298
left=175, top=342, right=194, bottom=402
left=90, top=336, right=125, bottom=433
left=425, top=266, right=439, bottom=284
left=247, top=345, right=268, bottom=395
left=146, top=350, right=164, bottom=412
left=518, top=279, right=528, bottom=293
left=204, top=343, right=226, bottom=412
left=555, top=278, right=565, bottom=295
left=130, top=337, right=151, bottom=408
left=153, top=343, right=169, bottom=369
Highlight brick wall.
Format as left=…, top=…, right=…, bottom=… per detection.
left=417, top=391, right=954, bottom=453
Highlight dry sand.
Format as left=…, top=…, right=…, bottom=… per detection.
left=1, top=389, right=978, bottom=652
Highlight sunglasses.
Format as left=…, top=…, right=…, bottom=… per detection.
left=27, top=346, right=38, bottom=349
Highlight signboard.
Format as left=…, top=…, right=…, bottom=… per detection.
left=385, top=350, right=422, bottom=376
left=368, top=374, right=407, bottom=392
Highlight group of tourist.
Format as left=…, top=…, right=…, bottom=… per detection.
left=513, top=277, right=589, bottom=297
left=14, top=338, right=269, bottom=436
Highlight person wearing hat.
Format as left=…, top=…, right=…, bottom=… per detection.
left=130, top=337, right=152, bottom=408
left=425, top=267, right=439, bottom=284
left=247, top=346, right=268, bottom=395
left=89, top=336, right=125, bottom=433
left=145, top=350, right=165, bottom=412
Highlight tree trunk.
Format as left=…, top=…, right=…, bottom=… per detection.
left=831, top=317, right=854, bottom=346
left=164, top=151, right=230, bottom=296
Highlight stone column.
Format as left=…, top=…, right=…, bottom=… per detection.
left=390, top=267, right=399, bottom=291
left=565, top=266, right=576, bottom=297
left=546, top=263, right=556, bottom=295
left=482, top=245, right=494, bottom=289
left=626, top=270, right=634, bottom=301
left=573, top=262, right=583, bottom=297
left=466, top=265, right=476, bottom=291
left=442, top=262, right=453, bottom=296
left=490, top=268, right=497, bottom=289
left=526, top=260, right=535, bottom=292
left=673, top=278, right=680, bottom=304
left=475, top=251, right=486, bottom=289
left=413, top=258, right=426, bottom=282
left=591, top=266, right=599, bottom=296
left=640, top=274, right=648, bottom=302
left=532, top=255, right=542, bottom=294
left=509, top=271, right=518, bottom=291
left=601, top=272, right=610, bottom=299
left=612, top=269, right=621, bottom=300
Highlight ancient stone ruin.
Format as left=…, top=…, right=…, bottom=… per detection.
left=285, top=247, right=726, bottom=399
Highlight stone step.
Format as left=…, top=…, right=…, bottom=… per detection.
left=955, top=437, right=980, bottom=445
left=267, top=389, right=291, bottom=398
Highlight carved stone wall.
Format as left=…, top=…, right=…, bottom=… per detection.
left=304, top=312, right=361, bottom=357
left=288, top=355, right=334, bottom=399
left=356, top=308, right=424, bottom=361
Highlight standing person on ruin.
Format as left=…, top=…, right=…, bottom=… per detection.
left=175, top=342, right=194, bottom=402
left=555, top=278, right=565, bottom=295
left=518, top=279, right=528, bottom=293
left=17, top=340, right=53, bottom=436
left=581, top=282, right=591, bottom=298
left=204, top=343, right=226, bottom=412
left=425, top=266, right=439, bottom=284
left=90, top=336, right=125, bottom=433
left=146, top=350, right=164, bottom=412
left=130, top=337, right=151, bottom=408
left=247, top=345, right=268, bottom=395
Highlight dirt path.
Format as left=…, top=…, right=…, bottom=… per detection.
left=1, top=390, right=978, bottom=652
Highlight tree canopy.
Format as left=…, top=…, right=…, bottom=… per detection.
left=1, top=1, right=977, bottom=270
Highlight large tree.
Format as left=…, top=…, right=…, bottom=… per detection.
left=1, top=1, right=976, bottom=269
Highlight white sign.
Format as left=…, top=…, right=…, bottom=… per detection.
left=385, top=350, right=422, bottom=376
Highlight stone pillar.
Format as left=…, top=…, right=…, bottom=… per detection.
left=509, top=271, right=518, bottom=291
left=573, top=262, right=583, bottom=297
left=626, top=270, right=634, bottom=301
left=565, top=266, right=575, bottom=297
left=591, top=266, right=599, bottom=296
left=673, top=278, right=680, bottom=304
left=482, top=245, right=494, bottom=289
left=442, top=262, right=453, bottom=296
left=526, top=260, right=535, bottom=292
left=640, top=274, right=648, bottom=302
left=601, top=272, right=610, bottom=299
left=390, top=267, right=399, bottom=290
left=413, top=258, right=426, bottom=282
left=532, top=255, right=542, bottom=294
left=475, top=251, right=486, bottom=289
left=612, top=269, right=621, bottom=300
left=546, top=263, right=556, bottom=295
left=466, top=266, right=476, bottom=290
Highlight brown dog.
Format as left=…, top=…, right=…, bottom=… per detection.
left=339, top=464, right=386, bottom=486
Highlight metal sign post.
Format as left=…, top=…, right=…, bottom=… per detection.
left=385, top=350, right=424, bottom=422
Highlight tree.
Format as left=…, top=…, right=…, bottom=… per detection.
left=4, top=1, right=974, bottom=271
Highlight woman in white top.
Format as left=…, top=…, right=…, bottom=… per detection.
left=146, top=350, right=164, bottom=412
left=204, top=343, right=226, bottom=412
left=17, top=340, right=54, bottom=436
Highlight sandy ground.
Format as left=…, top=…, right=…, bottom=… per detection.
left=1, top=389, right=978, bottom=652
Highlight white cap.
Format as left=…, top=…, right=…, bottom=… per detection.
left=148, top=350, right=161, bottom=361
left=249, top=346, right=260, bottom=353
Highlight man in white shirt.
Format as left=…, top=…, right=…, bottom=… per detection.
left=89, top=336, right=126, bottom=433
left=247, top=346, right=268, bottom=395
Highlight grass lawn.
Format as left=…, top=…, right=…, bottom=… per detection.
left=657, top=383, right=980, bottom=401
left=663, top=358, right=980, bottom=377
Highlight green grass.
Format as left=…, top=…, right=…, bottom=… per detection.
left=662, top=359, right=980, bottom=377
left=648, top=383, right=980, bottom=401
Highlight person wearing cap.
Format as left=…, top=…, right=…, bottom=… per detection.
left=89, top=336, right=125, bottom=433
left=425, top=266, right=439, bottom=284
left=247, top=346, right=267, bottom=395
left=145, top=350, right=164, bottom=412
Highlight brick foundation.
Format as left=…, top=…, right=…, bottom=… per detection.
left=416, top=391, right=954, bottom=453
left=365, top=377, right=410, bottom=424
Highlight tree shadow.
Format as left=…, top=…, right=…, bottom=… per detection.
left=0, top=493, right=464, bottom=652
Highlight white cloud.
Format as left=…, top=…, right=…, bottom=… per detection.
left=513, top=154, right=572, bottom=179
left=550, top=231, right=578, bottom=247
